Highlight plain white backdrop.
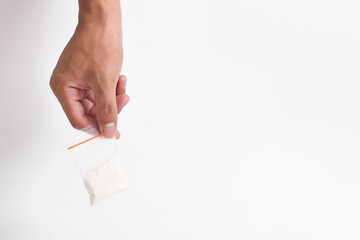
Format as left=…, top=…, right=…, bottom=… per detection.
left=1, top=0, right=360, bottom=239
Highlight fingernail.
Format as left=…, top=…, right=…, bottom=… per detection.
left=103, top=123, right=116, bottom=138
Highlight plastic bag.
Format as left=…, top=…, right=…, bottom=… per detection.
left=68, top=134, right=130, bottom=206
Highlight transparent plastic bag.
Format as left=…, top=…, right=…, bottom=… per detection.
left=68, top=134, right=130, bottom=206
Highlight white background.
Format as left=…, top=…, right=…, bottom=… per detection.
left=1, top=0, right=360, bottom=239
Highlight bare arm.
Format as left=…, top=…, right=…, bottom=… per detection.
left=50, top=0, right=129, bottom=138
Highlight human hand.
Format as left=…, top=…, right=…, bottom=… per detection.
left=50, top=0, right=128, bottom=138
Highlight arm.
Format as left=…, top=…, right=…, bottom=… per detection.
left=50, top=0, right=129, bottom=138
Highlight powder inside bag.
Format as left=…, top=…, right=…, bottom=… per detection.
left=83, top=155, right=130, bottom=206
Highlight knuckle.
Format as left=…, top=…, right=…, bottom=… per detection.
left=49, top=77, right=56, bottom=91
left=94, top=86, right=107, bottom=96
left=49, top=75, right=64, bottom=93
left=101, top=103, right=116, bottom=116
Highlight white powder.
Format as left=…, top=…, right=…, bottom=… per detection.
left=83, top=155, right=130, bottom=206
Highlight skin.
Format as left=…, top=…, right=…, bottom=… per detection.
left=50, top=0, right=127, bottom=138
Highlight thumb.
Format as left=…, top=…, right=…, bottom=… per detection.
left=94, top=87, right=118, bottom=138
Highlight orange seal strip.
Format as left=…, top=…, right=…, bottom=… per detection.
left=68, top=134, right=103, bottom=150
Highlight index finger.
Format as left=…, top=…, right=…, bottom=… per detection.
left=58, top=86, right=98, bottom=131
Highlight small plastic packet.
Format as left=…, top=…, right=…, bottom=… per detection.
left=68, top=134, right=130, bottom=206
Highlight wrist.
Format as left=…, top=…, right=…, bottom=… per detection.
left=78, top=0, right=122, bottom=33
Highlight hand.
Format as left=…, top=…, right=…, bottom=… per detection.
left=50, top=0, right=128, bottom=138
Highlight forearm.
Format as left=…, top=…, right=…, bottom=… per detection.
left=78, top=0, right=122, bottom=35
left=51, top=0, right=127, bottom=138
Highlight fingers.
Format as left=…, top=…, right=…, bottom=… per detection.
left=80, top=97, right=101, bottom=135
left=55, top=75, right=129, bottom=139
left=93, top=84, right=118, bottom=138
left=116, top=75, right=129, bottom=113
left=87, top=93, right=129, bottom=118
left=87, top=81, right=129, bottom=117
left=115, top=75, right=129, bottom=139
left=57, top=87, right=98, bottom=132
left=81, top=97, right=95, bottom=115
left=116, top=75, right=127, bottom=95
left=116, top=94, right=130, bottom=113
